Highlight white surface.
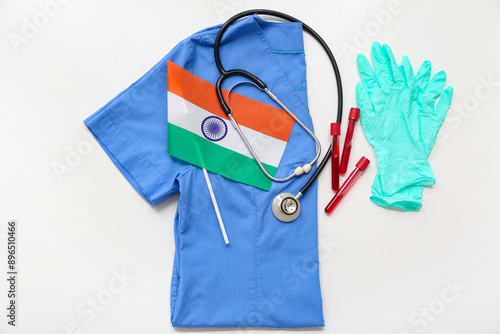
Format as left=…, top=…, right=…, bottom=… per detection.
left=1, top=0, right=499, bottom=333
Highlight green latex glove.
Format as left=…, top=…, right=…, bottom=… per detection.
left=376, top=55, right=453, bottom=209
left=356, top=42, right=451, bottom=210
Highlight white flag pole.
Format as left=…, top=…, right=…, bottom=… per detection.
left=202, top=168, right=229, bottom=245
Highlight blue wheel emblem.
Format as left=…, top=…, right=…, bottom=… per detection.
left=201, top=116, right=227, bottom=141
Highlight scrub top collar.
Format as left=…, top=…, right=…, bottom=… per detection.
left=216, top=14, right=311, bottom=125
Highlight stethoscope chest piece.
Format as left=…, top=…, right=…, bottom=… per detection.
left=272, top=193, right=301, bottom=223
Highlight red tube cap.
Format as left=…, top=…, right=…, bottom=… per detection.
left=348, top=107, right=360, bottom=121
left=330, top=123, right=341, bottom=135
left=355, top=156, right=370, bottom=171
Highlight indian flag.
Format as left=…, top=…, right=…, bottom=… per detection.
left=167, top=60, right=295, bottom=191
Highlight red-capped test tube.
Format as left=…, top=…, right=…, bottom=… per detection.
left=330, top=123, right=341, bottom=191
left=339, top=108, right=360, bottom=175
left=325, top=156, right=370, bottom=214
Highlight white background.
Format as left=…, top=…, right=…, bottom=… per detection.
left=1, top=0, right=499, bottom=333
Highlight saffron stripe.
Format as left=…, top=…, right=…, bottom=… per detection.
left=167, top=60, right=294, bottom=142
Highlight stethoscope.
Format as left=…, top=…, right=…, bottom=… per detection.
left=214, top=9, right=343, bottom=223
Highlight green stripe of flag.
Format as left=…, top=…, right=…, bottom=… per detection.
left=168, top=123, right=276, bottom=191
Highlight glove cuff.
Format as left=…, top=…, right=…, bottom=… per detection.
left=373, top=148, right=436, bottom=193
left=370, top=185, right=424, bottom=211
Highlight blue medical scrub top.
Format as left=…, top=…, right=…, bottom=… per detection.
left=85, top=15, right=324, bottom=328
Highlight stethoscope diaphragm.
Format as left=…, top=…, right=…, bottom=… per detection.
left=272, top=192, right=301, bottom=223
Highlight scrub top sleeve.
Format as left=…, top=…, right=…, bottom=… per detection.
left=84, top=41, right=194, bottom=206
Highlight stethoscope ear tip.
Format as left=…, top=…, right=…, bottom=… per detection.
left=293, top=164, right=312, bottom=176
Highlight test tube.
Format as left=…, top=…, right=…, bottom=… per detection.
left=339, top=108, right=360, bottom=175
left=325, top=156, right=370, bottom=214
left=330, top=123, right=341, bottom=191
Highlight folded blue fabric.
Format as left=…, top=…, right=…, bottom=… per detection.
left=85, top=15, right=324, bottom=328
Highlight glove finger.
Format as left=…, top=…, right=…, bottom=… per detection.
left=356, top=82, right=375, bottom=113
left=426, top=71, right=447, bottom=98
left=402, top=55, right=416, bottom=87
left=356, top=82, right=378, bottom=143
left=423, top=71, right=447, bottom=113
left=402, top=55, right=419, bottom=135
left=356, top=81, right=380, bottom=128
left=434, top=86, right=453, bottom=121
left=421, top=86, right=453, bottom=153
left=357, top=54, right=380, bottom=91
left=371, top=42, right=392, bottom=90
left=399, top=65, right=405, bottom=79
left=403, top=55, right=420, bottom=141
left=415, top=60, right=432, bottom=91
left=383, top=44, right=405, bottom=87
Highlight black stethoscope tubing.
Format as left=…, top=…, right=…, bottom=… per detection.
left=214, top=9, right=343, bottom=197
